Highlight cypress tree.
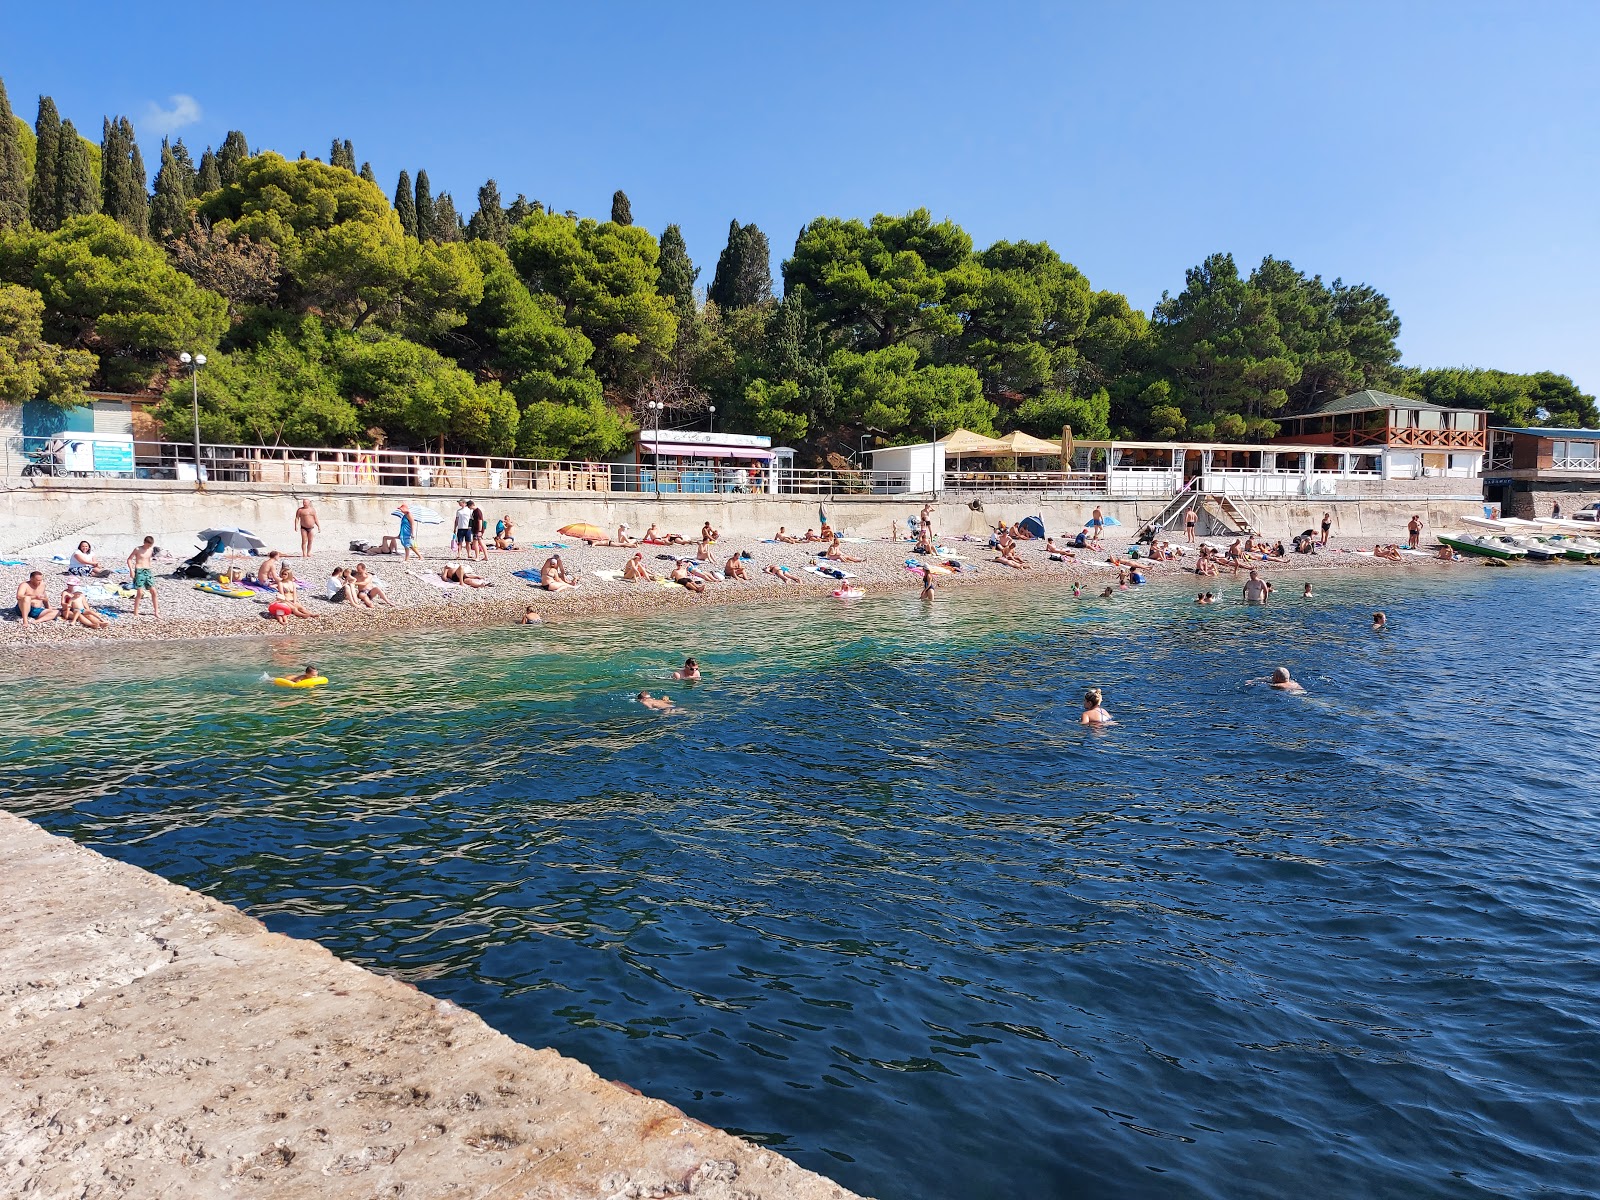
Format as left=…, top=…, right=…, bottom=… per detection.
left=0, top=77, right=27, bottom=230
left=171, top=138, right=197, bottom=194
left=656, top=224, right=698, bottom=310
left=30, top=95, right=61, bottom=230
left=506, top=193, right=534, bottom=225
left=359, top=161, right=376, bottom=186
left=125, top=120, right=149, bottom=235
left=414, top=169, right=434, bottom=240
left=54, top=119, right=98, bottom=221
left=196, top=146, right=221, bottom=194
left=102, top=116, right=147, bottom=234
left=150, top=139, right=189, bottom=241
left=710, top=220, right=773, bottom=310
left=217, top=130, right=249, bottom=185
left=466, top=178, right=509, bottom=244
left=610, top=189, right=632, bottom=226
left=431, top=191, right=462, bottom=242
left=394, top=169, right=416, bottom=237
left=329, top=138, right=355, bottom=172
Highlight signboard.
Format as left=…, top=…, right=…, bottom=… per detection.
left=1484, top=477, right=1513, bottom=487
left=638, top=429, right=771, bottom=449
left=91, top=439, right=135, bottom=473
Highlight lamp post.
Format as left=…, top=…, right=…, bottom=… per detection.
left=646, top=400, right=662, bottom=497
left=708, top=404, right=716, bottom=434
left=179, top=351, right=207, bottom=483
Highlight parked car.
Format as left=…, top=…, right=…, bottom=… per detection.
left=1573, top=501, right=1600, bottom=521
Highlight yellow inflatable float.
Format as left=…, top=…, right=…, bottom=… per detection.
left=272, top=675, right=329, bottom=689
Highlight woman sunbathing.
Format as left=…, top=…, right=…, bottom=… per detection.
left=764, top=564, right=798, bottom=584
left=823, top=537, right=864, bottom=563
left=441, top=562, right=494, bottom=587
left=266, top=597, right=320, bottom=625
left=67, top=541, right=112, bottom=577
left=622, top=553, right=658, bottom=581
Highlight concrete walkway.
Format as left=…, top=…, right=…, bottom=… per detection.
left=0, top=812, right=864, bottom=1199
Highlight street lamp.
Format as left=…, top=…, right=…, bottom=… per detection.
left=646, top=400, right=663, bottom=497
left=708, top=404, right=716, bottom=434
left=179, top=352, right=207, bottom=483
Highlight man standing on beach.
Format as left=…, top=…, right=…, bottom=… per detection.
left=1407, top=514, right=1423, bottom=549
left=453, top=501, right=472, bottom=554
left=1185, top=507, right=1197, bottom=543
left=1091, top=505, right=1104, bottom=542
left=1242, top=568, right=1269, bottom=606
left=127, top=536, right=160, bottom=617
left=294, top=498, right=320, bottom=557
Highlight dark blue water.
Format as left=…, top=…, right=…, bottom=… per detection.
left=8, top=569, right=1600, bottom=1199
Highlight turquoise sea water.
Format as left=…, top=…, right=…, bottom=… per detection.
left=7, top=569, right=1600, bottom=1199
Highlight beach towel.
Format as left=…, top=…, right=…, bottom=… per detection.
left=512, top=568, right=543, bottom=582
left=93, top=606, right=121, bottom=619
left=906, top=559, right=953, bottom=575
left=525, top=542, right=569, bottom=550
left=407, top=569, right=460, bottom=590
left=805, top=563, right=854, bottom=580
left=0, top=559, right=24, bottom=566
left=591, top=569, right=625, bottom=582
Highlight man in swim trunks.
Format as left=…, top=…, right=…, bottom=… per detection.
left=774, top=527, right=799, bottom=543
left=1090, top=506, right=1104, bottom=541
left=637, top=691, right=680, bottom=713
left=453, top=500, right=472, bottom=551
left=294, top=498, right=321, bottom=557
left=16, top=571, right=57, bottom=627
left=1242, top=569, right=1270, bottom=605
left=1407, top=514, right=1422, bottom=549
left=127, top=536, right=160, bottom=617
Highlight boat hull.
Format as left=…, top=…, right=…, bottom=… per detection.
left=1438, top=535, right=1526, bottom=561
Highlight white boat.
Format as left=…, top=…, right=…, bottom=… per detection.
left=1437, top=532, right=1529, bottom=560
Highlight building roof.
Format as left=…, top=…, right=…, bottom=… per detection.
left=1494, top=426, right=1600, bottom=441
left=1300, top=389, right=1455, bottom=416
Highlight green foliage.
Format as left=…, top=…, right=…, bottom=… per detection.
left=358, top=161, right=376, bottom=186
left=329, top=138, right=355, bottom=172
left=100, top=116, right=148, bottom=236
left=741, top=377, right=809, bottom=443
left=54, top=120, right=99, bottom=222
left=216, top=130, right=249, bottom=186
left=506, top=210, right=676, bottom=391
left=827, top=344, right=995, bottom=438
left=610, top=190, right=632, bottom=226
left=430, top=191, right=462, bottom=242
left=149, top=140, right=189, bottom=242
left=1394, top=366, right=1600, bottom=429
left=515, top=395, right=631, bottom=459
left=413, top=169, right=434, bottom=240
left=0, top=214, right=227, bottom=390
left=29, top=96, right=60, bottom=231
left=1011, top=386, right=1111, bottom=442
left=344, top=333, right=518, bottom=453
left=0, top=79, right=27, bottom=230
left=656, top=223, right=697, bottom=310
left=708, top=219, right=772, bottom=310
left=0, top=281, right=96, bottom=405
left=467, top=179, right=509, bottom=245
left=505, top=194, right=535, bottom=224
left=200, top=152, right=396, bottom=247
left=461, top=240, right=601, bottom=407
left=196, top=147, right=221, bottom=194
left=167, top=221, right=280, bottom=311
left=393, top=170, right=416, bottom=238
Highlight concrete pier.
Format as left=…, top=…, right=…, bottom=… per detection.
left=0, top=813, right=864, bottom=1199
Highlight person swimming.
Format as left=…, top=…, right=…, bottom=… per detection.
left=288, top=664, right=320, bottom=682
left=1080, top=687, right=1113, bottom=726
left=1372, top=611, right=1387, bottom=631
left=1268, top=667, right=1304, bottom=693
left=637, top=691, right=681, bottom=713
left=673, top=657, right=701, bottom=680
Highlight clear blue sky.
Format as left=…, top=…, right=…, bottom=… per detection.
left=6, top=1, right=1598, bottom=392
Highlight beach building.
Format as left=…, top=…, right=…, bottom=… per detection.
left=1, top=393, right=146, bottom=479
left=1483, top=426, right=1600, bottom=518
left=1271, top=389, right=1487, bottom=484
left=630, top=429, right=783, bottom=493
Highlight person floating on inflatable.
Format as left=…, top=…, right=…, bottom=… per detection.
left=274, top=664, right=329, bottom=688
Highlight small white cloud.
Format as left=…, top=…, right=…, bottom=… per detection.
left=142, top=94, right=202, bottom=137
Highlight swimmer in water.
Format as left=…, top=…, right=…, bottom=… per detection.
left=1372, top=611, right=1387, bottom=631
left=673, top=657, right=701, bottom=681
left=1080, top=687, right=1114, bottom=726
left=1268, top=667, right=1304, bottom=693
left=1302, top=582, right=1314, bottom=599
left=1099, top=586, right=1114, bottom=599
left=288, top=664, right=319, bottom=682
left=637, top=691, right=681, bottom=713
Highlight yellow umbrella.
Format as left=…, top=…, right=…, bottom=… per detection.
left=994, top=431, right=1064, bottom=457
left=557, top=522, right=607, bottom=544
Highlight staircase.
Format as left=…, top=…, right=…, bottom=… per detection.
left=1135, top=486, right=1201, bottom=542
left=1209, top=493, right=1259, bottom=535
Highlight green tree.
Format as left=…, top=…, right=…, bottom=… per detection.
left=1394, top=366, right=1599, bottom=428
left=168, top=220, right=280, bottom=310
left=708, top=219, right=773, bottom=310
left=29, top=96, right=61, bottom=231
left=506, top=193, right=535, bottom=224
left=430, top=191, right=462, bottom=242
left=467, top=178, right=509, bottom=245
left=414, top=169, right=434, bottom=240
left=53, top=120, right=99, bottom=222
left=1010, top=386, right=1111, bottom=441
left=148, top=139, right=190, bottom=242
left=655, top=223, right=697, bottom=310
left=827, top=345, right=995, bottom=439
left=951, top=240, right=1092, bottom=398
left=329, top=138, right=355, bottom=172
left=170, top=138, right=197, bottom=194
left=200, top=151, right=397, bottom=247
left=358, top=161, right=376, bottom=186
left=506, top=210, right=677, bottom=391
left=610, top=189, right=632, bottom=226
left=196, top=146, right=221, bottom=193
left=393, top=169, right=416, bottom=237
left=0, top=281, right=97, bottom=405
left=216, top=130, right=249, bottom=186
left=100, top=116, right=147, bottom=235
left=344, top=334, right=518, bottom=453
left=0, top=214, right=228, bottom=390
left=0, top=78, right=27, bottom=230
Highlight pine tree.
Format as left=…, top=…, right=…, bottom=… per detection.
left=0, top=77, right=28, bottom=230
left=101, top=116, right=147, bottom=234
left=329, top=138, right=355, bottom=172
left=171, top=138, right=197, bottom=195
left=414, top=170, right=434, bottom=240
left=359, top=161, right=376, bottom=186
left=466, top=178, right=509, bottom=244
left=150, top=139, right=189, bottom=241
left=610, top=189, right=632, bottom=226
left=54, top=119, right=98, bottom=221
left=656, top=223, right=698, bottom=310
left=394, top=169, right=416, bottom=237
left=125, top=120, right=149, bottom=235
left=709, top=220, right=772, bottom=310
left=216, top=130, right=249, bottom=185
left=506, top=193, right=534, bottom=225
left=431, top=191, right=462, bottom=242
left=197, top=146, right=221, bottom=194
left=30, top=95, right=61, bottom=230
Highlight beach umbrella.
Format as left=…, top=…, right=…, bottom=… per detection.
left=197, top=527, right=267, bottom=553
left=557, top=522, right=607, bottom=544
left=394, top=504, right=443, bottom=524
left=1019, top=515, right=1046, bottom=539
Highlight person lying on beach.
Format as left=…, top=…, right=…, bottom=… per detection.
left=673, top=657, right=701, bottom=680
left=60, top=583, right=109, bottom=629
left=441, top=562, right=494, bottom=588
left=1044, top=537, right=1075, bottom=558
left=802, top=528, right=822, bottom=542
left=606, top=524, right=634, bottom=548
left=1268, top=667, right=1304, bottom=693
left=1373, top=544, right=1403, bottom=561
left=642, top=524, right=686, bottom=545
left=994, top=544, right=1031, bottom=568
left=668, top=561, right=706, bottom=593
left=266, top=597, right=319, bottom=625
left=637, top=691, right=681, bottom=713
left=351, top=563, right=393, bottom=607
left=67, top=541, right=112, bottom=577
left=764, top=564, right=798, bottom=584
left=725, top=553, right=750, bottom=580
left=824, top=537, right=864, bottom=563
left=374, top=534, right=404, bottom=555
left=1080, top=687, right=1114, bottom=726
left=622, top=552, right=658, bottom=582
left=774, top=527, right=800, bottom=543
left=519, top=605, right=542, bottom=625
left=538, top=554, right=575, bottom=591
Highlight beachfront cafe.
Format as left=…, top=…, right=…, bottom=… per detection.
left=629, top=429, right=791, bottom=494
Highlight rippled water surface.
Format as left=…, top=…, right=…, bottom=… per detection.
left=8, top=569, right=1600, bottom=1199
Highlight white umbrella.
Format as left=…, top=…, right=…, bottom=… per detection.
left=394, top=505, right=444, bottom=524
left=198, top=527, right=267, bottom=553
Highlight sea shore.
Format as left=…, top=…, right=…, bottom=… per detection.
left=2, top=522, right=1463, bottom=658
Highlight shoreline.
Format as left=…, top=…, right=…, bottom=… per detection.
left=3, top=530, right=1472, bottom=665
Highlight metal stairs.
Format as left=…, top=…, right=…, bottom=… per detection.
left=1135, top=486, right=1201, bottom=542
left=1209, top=493, right=1259, bottom=534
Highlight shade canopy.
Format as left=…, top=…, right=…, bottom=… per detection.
left=648, top=441, right=773, bottom=461
left=938, top=429, right=1009, bottom=456
left=993, top=431, right=1064, bottom=457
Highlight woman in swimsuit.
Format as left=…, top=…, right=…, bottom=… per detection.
left=1080, top=688, right=1114, bottom=726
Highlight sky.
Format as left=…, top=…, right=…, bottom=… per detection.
left=4, top=0, right=1598, bottom=392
